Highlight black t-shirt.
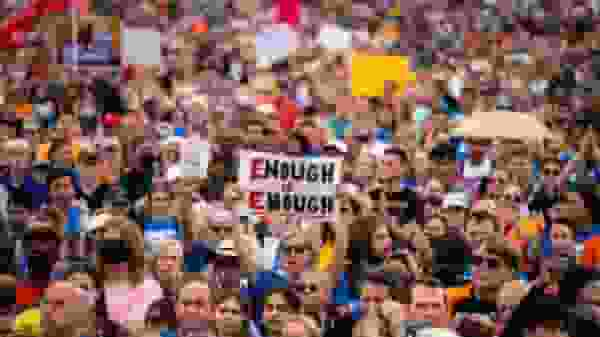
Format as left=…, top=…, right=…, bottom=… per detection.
left=453, top=293, right=497, bottom=320
left=385, top=187, right=418, bottom=225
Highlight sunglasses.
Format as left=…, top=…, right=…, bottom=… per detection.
left=209, top=226, right=234, bottom=235
left=472, top=255, right=502, bottom=269
left=284, top=245, right=308, bottom=256
left=497, top=304, right=517, bottom=315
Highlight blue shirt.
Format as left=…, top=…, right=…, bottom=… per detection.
left=375, top=127, right=393, bottom=144
left=63, top=32, right=113, bottom=65
left=328, top=117, right=352, bottom=141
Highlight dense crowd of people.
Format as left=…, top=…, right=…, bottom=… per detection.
left=1, top=0, right=600, bottom=336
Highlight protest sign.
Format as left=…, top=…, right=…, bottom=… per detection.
left=180, top=136, right=211, bottom=178
left=238, top=150, right=343, bottom=220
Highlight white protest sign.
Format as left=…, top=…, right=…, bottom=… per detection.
left=238, top=150, right=343, bottom=219
left=180, top=137, right=211, bottom=178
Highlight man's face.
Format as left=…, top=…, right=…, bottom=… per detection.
left=361, top=282, right=388, bottom=307
left=45, top=283, right=85, bottom=328
left=424, top=217, right=446, bottom=239
left=216, top=297, right=242, bottom=335
left=209, top=223, right=235, bottom=241
left=156, top=245, right=181, bottom=276
left=264, top=293, right=290, bottom=336
left=442, top=206, right=465, bottom=227
left=379, top=157, right=406, bottom=179
left=465, top=213, right=496, bottom=247
left=281, top=241, right=309, bottom=274
left=148, top=192, right=171, bottom=215
left=410, top=286, right=446, bottom=327
left=49, top=176, right=74, bottom=194
left=246, top=124, right=264, bottom=144
left=176, top=285, right=212, bottom=322
left=5, top=145, right=30, bottom=162
left=472, top=247, right=510, bottom=290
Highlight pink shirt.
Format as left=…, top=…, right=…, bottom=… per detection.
left=105, top=276, right=164, bottom=327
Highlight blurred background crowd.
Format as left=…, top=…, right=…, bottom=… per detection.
left=0, top=0, right=600, bottom=336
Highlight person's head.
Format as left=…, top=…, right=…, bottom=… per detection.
left=441, top=202, right=467, bottom=228
left=423, top=214, right=448, bottom=240
left=472, top=235, right=520, bottom=292
left=76, top=146, right=99, bottom=176
left=550, top=222, right=575, bottom=247
left=0, top=274, right=16, bottom=333
left=176, top=280, right=213, bottom=322
left=96, top=216, right=145, bottom=285
left=505, top=143, right=533, bottom=186
left=214, top=290, right=244, bottom=337
left=42, top=281, right=91, bottom=332
left=370, top=222, right=392, bottom=258
left=360, top=277, right=390, bottom=306
left=410, top=281, right=448, bottom=328
left=48, top=139, right=74, bottom=167
left=294, top=271, right=327, bottom=319
left=154, top=239, right=183, bottom=285
left=145, top=184, right=172, bottom=216
left=2, top=138, right=32, bottom=162
left=223, top=180, right=244, bottom=208
left=353, top=151, right=377, bottom=180
left=264, top=289, right=301, bottom=337
left=379, top=146, right=412, bottom=180
left=26, top=212, right=64, bottom=275
left=245, top=119, right=266, bottom=145
left=280, top=231, right=312, bottom=274
left=46, top=169, right=75, bottom=196
left=496, top=280, right=528, bottom=333
left=465, top=200, right=500, bottom=248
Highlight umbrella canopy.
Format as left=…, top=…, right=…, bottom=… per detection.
left=452, top=110, right=551, bottom=141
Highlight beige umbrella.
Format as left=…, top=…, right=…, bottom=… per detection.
left=452, top=110, right=552, bottom=142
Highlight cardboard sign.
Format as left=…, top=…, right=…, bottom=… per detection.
left=180, top=136, right=211, bottom=178
left=238, top=150, right=343, bottom=220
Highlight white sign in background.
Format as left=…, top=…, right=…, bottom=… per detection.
left=238, top=150, right=343, bottom=195
left=180, top=137, right=211, bottom=178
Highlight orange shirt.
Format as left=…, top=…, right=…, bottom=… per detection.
left=446, top=283, right=473, bottom=318
left=583, top=236, right=600, bottom=268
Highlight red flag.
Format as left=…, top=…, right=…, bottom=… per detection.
left=276, top=0, right=300, bottom=27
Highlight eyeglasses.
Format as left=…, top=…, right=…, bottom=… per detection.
left=472, top=255, right=502, bottom=269
left=209, top=226, right=234, bottom=235
left=543, top=168, right=561, bottom=177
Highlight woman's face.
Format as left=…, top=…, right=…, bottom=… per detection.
left=371, top=225, right=392, bottom=258
left=281, top=241, right=309, bottom=274
left=156, top=246, right=182, bottom=276
left=67, top=272, right=95, bottom=291
left=148, top=192, right=171, bottom=215
left=550, top=223, right=574, bottom=246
